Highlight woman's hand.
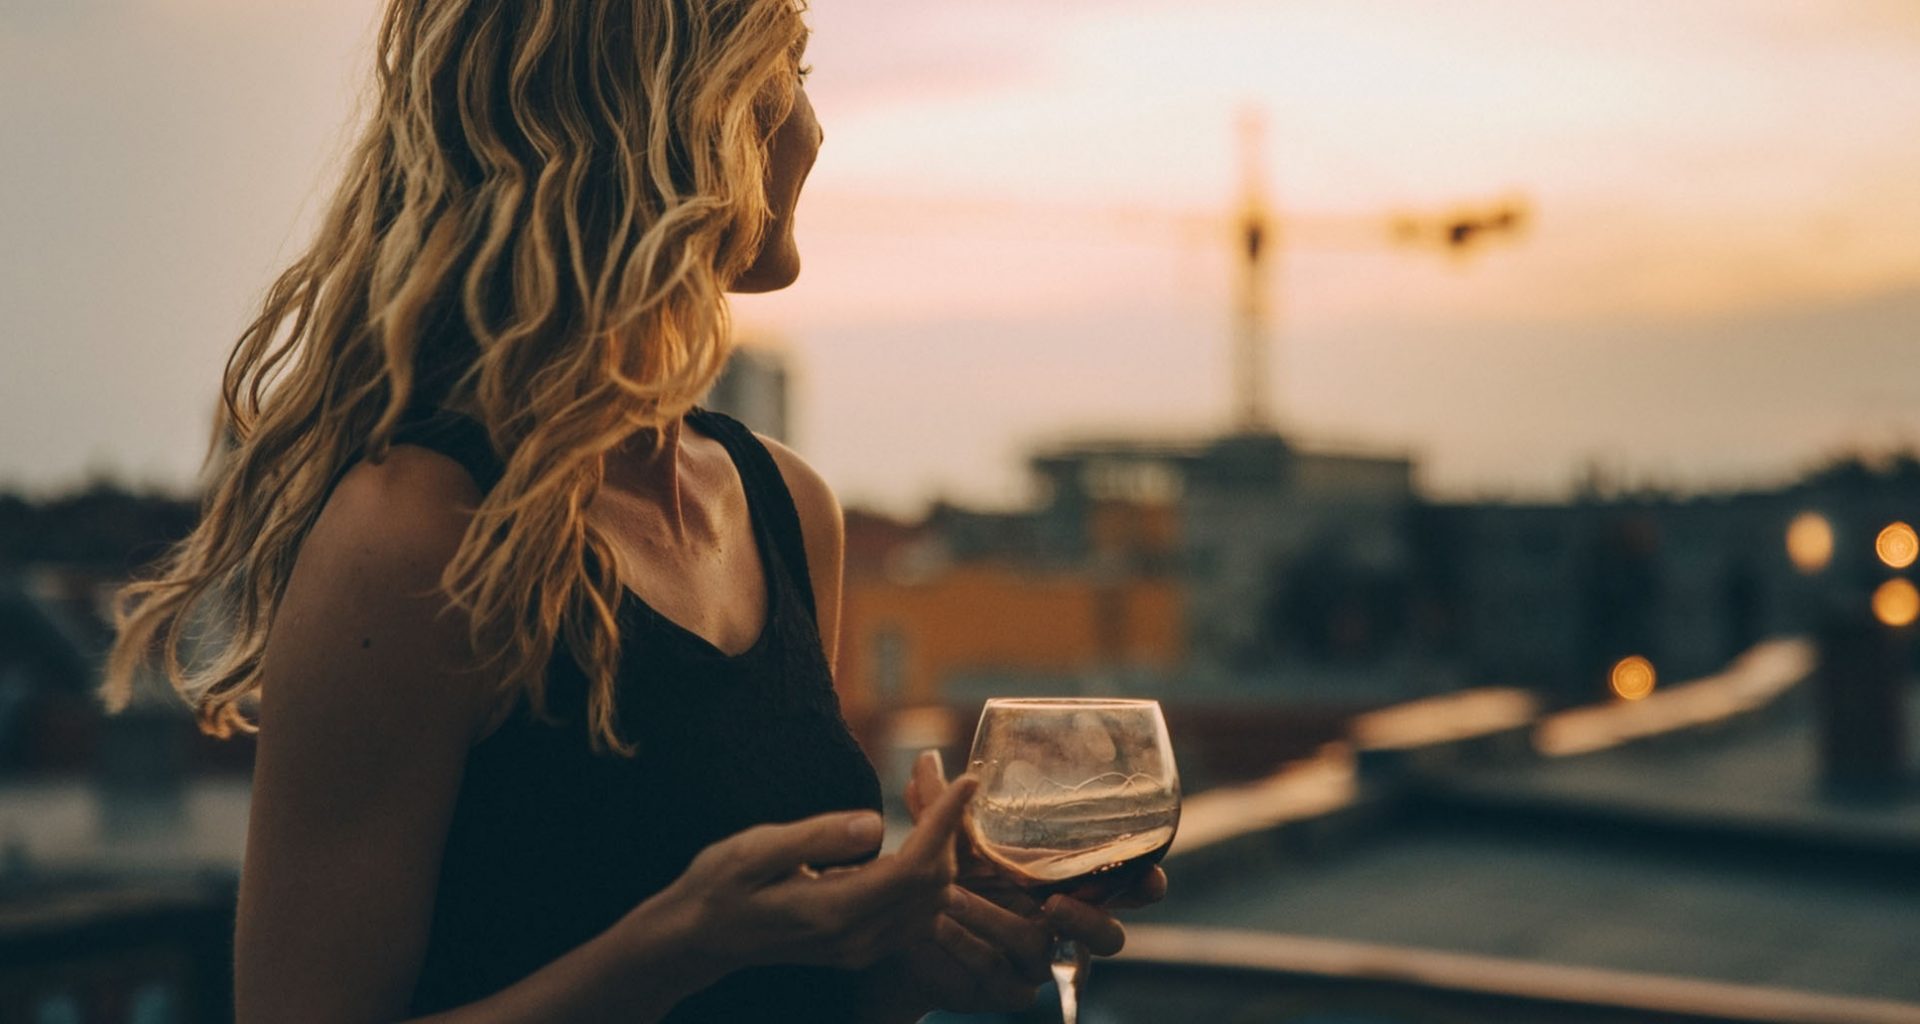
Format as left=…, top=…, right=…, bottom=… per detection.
left=858, top=882, right=1054, bottom=1019
left=651, top=773, right=977, bottom=977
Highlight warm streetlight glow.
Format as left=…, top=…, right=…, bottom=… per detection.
left=1785, top=512, right=1834, bottom=574
left=1609, top=656, right=1657, bottom=701
left=1875, top=522, right=1918, bottom=570
left=1872, top=579, right=1920, bottom=628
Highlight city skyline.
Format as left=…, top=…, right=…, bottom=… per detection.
left=4, top=1, right=1919, bottom=512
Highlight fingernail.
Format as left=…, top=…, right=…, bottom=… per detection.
left=847, top=813, right=883, bottom=845
left=925, top=748, right=945, bottom=777
left=1042, top=895, right=1062, bottom=916
left=947, top=885, right=966, bottom=910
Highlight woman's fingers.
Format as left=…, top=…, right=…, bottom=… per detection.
left=966, top=877, right=1043, bottom=917
left=908, top=748, right=947, bottom=823
left=1044, top=895, right=1126, bottom=957
left=933, top=914, right=1044, bottom=1010
left=895, top=772, right=975, bottom=870
left=722, top=810, right=886, bottom=882
left=1101, top=866, right=1169, bottom=909
left=931, top=914, right=1001, bottom=983
left=944, top=886, right=1052, bottom=984
left=813, top=774, right=976, bottom=923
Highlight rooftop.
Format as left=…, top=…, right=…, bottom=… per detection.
left=1141, top=642, right=1920, bottom=1009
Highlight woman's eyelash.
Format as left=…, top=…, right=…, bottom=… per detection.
left=797, top=63, right=814, bottom=81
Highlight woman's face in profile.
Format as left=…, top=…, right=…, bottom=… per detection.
left=731, top=84, right=821, bottom=294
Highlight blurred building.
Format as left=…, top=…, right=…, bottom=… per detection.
left=0, top=875, right=236, bottom=1024
left=0, top=578, right=97, bottom=775
left=842, top=421, right=1920, bottom=722
left=703, top=342, right=791, bottom=442
left=1425, top=456, right=1920, bottom=705
left=837, top=561, right=1183, bottom=718
left=1174, top=433, right=1415, bottom=675
left=837, top=439, right=1190, bottom=720
left=1029, top=426, right=1420, bottom=683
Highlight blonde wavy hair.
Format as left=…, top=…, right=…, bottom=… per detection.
left=103, top=0, right=811, bottom=753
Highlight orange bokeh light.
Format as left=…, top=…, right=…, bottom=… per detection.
left=1872, top=579, right=1920, bottom=628
left=1609, top=656, right=1657, bottom=701
left=1785, top=512, right=1834, bottom=574
left=1875, top=522, right=1918, bottom=570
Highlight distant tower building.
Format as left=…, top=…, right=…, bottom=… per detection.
left=706, top=343, right=791, bottom=442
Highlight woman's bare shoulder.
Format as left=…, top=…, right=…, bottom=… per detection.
left=753, top=433, right=841, bottom=526
left=317, top=444, right=485, bottom=567
left=267, top=444, right=493, bottom=734
left=751, top=433, right=847, bottom=663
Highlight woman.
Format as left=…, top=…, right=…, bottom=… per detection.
left=104, top=1, right=1160, bottom=1021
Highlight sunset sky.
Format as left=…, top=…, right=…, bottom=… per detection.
left=4, top=0, right=1919, bottom=512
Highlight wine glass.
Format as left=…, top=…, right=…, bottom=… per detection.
left=963, top=698, right=1180, bottom=1024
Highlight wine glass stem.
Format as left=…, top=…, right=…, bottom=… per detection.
left=1050, top=936, right=1090, bottom=1024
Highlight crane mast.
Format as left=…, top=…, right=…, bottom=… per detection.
left=1234, top=110, right=1275, bottom=435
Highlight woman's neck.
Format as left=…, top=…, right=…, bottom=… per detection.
left=604, top=414, right=692, bottom=540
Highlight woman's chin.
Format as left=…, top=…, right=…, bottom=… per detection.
left=729, top=250, right=801, bottom=294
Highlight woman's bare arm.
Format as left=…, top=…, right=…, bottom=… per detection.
left=236, top=449, right=720, bottom=1023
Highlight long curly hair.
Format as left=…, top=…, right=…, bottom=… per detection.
left=102, top=0, right=811, bottom=753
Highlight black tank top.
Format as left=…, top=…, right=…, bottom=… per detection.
left=389, top=407, right=886, bottom=1020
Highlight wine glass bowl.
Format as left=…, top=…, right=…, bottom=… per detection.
left=963, top=698, right=1180, bottom=1023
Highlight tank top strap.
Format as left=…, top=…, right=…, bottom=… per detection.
left=392, top=409, right=506, bottom=494
left=685, top=407, right=819, bottom=625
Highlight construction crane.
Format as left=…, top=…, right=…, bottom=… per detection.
left=1227, top=107, right=1529, bottom=434
left=804, top=109, right=1531, bottom=435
